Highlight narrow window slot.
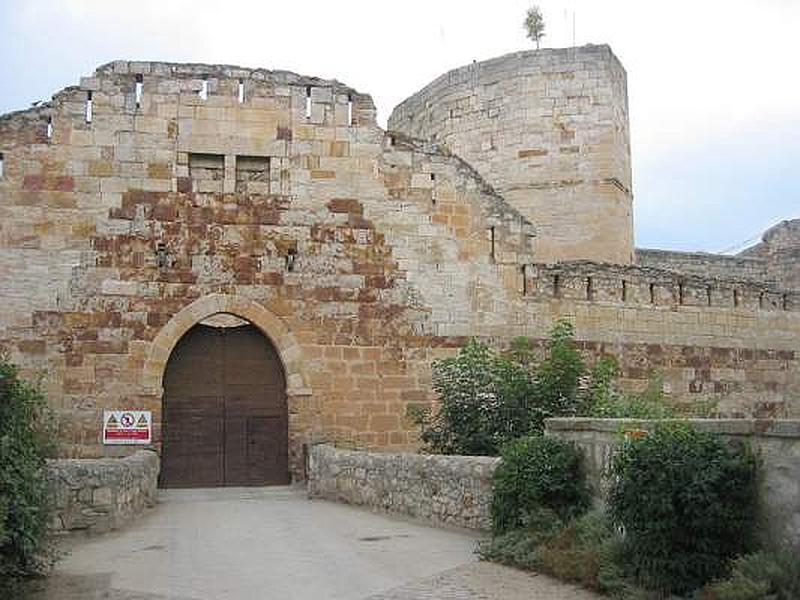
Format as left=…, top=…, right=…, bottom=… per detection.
left=305, top=86, right=312, bottom=118
left=621, top=280, right=628, bottom=302
left=759, top=292, right=765, bottom=309
left=489, top=226, right=496, bottom=261
left=199, top=77, right=209, bottom=100
left=678, top=283, right=685, bottom=305
left=733, top=289, right=740, bottom=307
left=553, top=274, right=561, bottom=298
left=0, top=152, right=4, bottom=178
left=706, top=286, right=713, bottom=306
left=238, top=80, right=245, bottom=104
left=347, top=94, right=354, bottom=125
left=135, top=74, right=143, bottom=108
left=85, top=91, right=93, bottom=123
left=586, top=276, right=594, bottom=301
left=430, top=173, right=436, bottom=205
left=649, top=283, right=656, bottom=304
left=782, top=294, right=788, bottom=311
left=522, top=264, right=528, bottom=296
left=46, top=117, right=53, bottom=140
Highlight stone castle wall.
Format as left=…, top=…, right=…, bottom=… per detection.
left=389, top=45, right=633, bottom=265
left=636, top=248, right=770, bottom=283
left=740, top=219, right=800, bottom=291
left=1, top=59, right=799, bottom=477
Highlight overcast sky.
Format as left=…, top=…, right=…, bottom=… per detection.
left=1, top=0, right=798, bottom=254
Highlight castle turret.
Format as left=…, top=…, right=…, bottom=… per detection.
left=389, top=45, right=633, bottom=264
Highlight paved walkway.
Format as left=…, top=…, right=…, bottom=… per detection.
left=26, top=487, right=599, bottom=600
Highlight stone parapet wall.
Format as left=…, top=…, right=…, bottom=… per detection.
left=307, top=444, right=498, bottom=530
left=636, top=248, right=770, bottom=284
left=525, top=260, right=799, bottom=311
left=545, top=418, right=800, bottom=547
left=47, top=450, right=160, bottom=533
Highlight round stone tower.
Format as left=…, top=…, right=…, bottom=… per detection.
left=389, top=44, right=634, bottom=264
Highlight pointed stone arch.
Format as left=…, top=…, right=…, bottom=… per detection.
left=141, top=293, right=311, bottom=399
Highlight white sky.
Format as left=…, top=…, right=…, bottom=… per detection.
left=1, top=0, right=798, bottom=253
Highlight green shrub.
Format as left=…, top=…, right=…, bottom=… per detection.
left=491, top=436, right=591, bottom=533
left=0, top=357, right=56, bottom=590
left=420, top=320, right=588, bottom=455
left=582, top=358, right=677, bottom=419
left=700, top=549, right=800, bottom=600
left=607, top=423, right=758, bottom=595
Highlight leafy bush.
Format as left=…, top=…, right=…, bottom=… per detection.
left=700, top=549, right=800, bottom=600
left=607, top=423, right=758, bottom=595
left=0, top=357, right=56, bottom=590
left=491, top=435, right=591, bottom=533
left=420, top=320, right=589, bottom=455
left=581, top=357, right=677, bottom=419
left=419, top=322, right=680, bottom=455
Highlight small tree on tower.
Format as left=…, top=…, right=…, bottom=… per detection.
left=524, top=6, right=546, bottom=49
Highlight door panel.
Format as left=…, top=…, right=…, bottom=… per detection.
left=160, top=322, right=289, bottom=488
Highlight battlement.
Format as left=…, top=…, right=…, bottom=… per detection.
left=523, top=260, right=799, bottom=313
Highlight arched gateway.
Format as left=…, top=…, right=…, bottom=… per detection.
left=160, top=319, right=289, bottom=487
left=141, top=294, right=312, bottom=487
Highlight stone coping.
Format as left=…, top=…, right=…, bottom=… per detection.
left=545, top=417, right=800, bottom=438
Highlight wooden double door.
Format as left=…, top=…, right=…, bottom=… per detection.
left=160, top=323, right=289, bottom=487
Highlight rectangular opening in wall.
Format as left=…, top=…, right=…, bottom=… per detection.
left=733, top=289, right=740, bottom=307
left=85, top=91, right=93, bottom=123
left=706, top=286, right=713, bottom=306
left=238, top=80, right=245, bottom=104
left=46, top=117, right=53, bottom=140
left=759, top=291, right=765, bottom=309
left=678, top=283, right=685, bottom=305
left=189, top=153, right=224, bottom=192
left=0, top=152, right=4, bottom=178
left=305, top=86, right=312, bottom=118
left=347, top=94, right=353, bottom=125
left=554, top=274, right=561, bottom=298
left=489, top=226, right=496, bottom=261
left=621, top=280, right=628, bottom=302
left=135, top=74, right=143, bottom=108
left=199, top=77, right=209, bottom=100
left=586, top=277, right=594, bottom=301
left=521, top=264, right=528, bottom=296
left=649, top=283, right=656, bottom=304
left=235, top=155, right=270, bottom=194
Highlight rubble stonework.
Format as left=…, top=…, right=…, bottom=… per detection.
left=0, top=54, right=799, bottom=478
left=46, top=450, right=159, bottom=533
left=307, top=444, right=498, bottom=530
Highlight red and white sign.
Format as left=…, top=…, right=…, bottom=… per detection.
left=103, top=410, right=152, bottom=445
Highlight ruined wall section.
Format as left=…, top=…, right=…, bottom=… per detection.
left=389, top=45, right=633, bottom=265
left=740, top=219, right=800, bottom=291
left=636, top=248, right=769, bottom=283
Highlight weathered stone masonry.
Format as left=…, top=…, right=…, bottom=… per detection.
left=1, top=51, right=799, bottom=480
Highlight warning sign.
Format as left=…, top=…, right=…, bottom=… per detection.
left=103, top=410, right=152, bottom=445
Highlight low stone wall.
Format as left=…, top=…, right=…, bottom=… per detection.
left=47, top=450, right=160, bottom=534
left=307, top=444, right=498, bottom=530
left=545, top=418, right=800, bottom=547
